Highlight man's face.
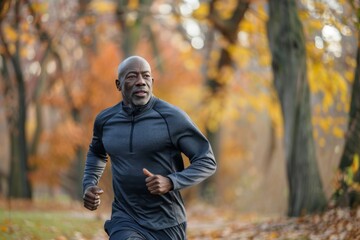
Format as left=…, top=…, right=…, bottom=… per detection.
left=117, top=58, right=153, bottom=107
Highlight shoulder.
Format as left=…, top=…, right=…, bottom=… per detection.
left=153, top=98, right=194, bottom=130
left=94, top=102, right=121, bottom=125
left=153, top=98, right=190, bottom=120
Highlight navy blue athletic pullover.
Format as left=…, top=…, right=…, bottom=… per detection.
left=83, top=96, right=216, bottom=230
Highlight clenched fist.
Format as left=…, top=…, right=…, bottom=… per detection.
left=83, top=186, right=104, bottom=211
left=143, top=168, right=173, bottom=195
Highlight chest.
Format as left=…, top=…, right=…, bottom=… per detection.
left=102, top=113, right=172, bottom=156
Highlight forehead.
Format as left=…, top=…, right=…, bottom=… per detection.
left=122, top=59, right=151, bottom=74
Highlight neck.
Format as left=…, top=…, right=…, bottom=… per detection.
left=123, top=96, right=153, bottom=109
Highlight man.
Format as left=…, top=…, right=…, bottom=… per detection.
left=82, top=56, right=216, bottom=240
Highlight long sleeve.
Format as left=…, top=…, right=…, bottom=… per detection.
left=167, top=109, right=217, bottom=191
left=82, top=116, right=108, bottom=194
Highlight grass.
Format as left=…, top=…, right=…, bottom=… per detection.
left=0, top=209, right=107, bottom=240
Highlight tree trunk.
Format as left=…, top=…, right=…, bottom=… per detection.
left=7, top=40, right=32, bottom=199
left=200, top=0, right=249, bottom=202
left=267, top=0, right=326, bottom=216
left=0, top=1, right=32, bottom=199
left=333, top=31, right=360, bottom=208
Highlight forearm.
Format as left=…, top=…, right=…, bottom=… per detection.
left=168, top=155, right=216, bottom=191
left=82, top=151, right=107, bottom=193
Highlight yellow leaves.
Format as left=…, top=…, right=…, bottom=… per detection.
left=192, top=2, right=209, bottom=20
left=206, top=50, right=221, bottom=79
left=240, top=21, right=256, bottom=33
left=345, top=56, right=356, bottom=69
left=344, top=70, right=354, bottom=83
left=352, top=154, right=359, bottom=173
left=343, top=154, right=360, bottom=187
left=0, top=0, right=11, bottom=20
left=202, top=91, right=226, bottom=132
left=89, top=1, right=116, bottom=14
left=218, top=66, right=234, bottom=85
left=4, top=25, right=17, bottom=42
left=322, top=94, right=333, bottom=113
left=214, top=0, right=238, bottom=20
left=8, top=43, right=15, bottom=55
left=267, top=96, right=284, bottom=138
left=313, top=116, right=346, bottom=140
left=308, top=63, right=325, bottom=94
left=332, top=126, right=344, bottom=138
left=308, top=62, right=349, bottom=113
left=1, top=23, right=37, bottom=58
left=228, top=44, right=251, bottom=67
left=127, top=0, right=139, bottom=11
left=259, top=51, right=271, bottom=66
left=21, top=33, right=35, bottom=45
left=308, top=19, right=324, bottom=31
left=309, top=60, right=349, bottom=140
left=30, top=2, right=48, bottom=13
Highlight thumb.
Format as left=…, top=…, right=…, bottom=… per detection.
left=90, top=186, right=104, bottom=195
left=143, top=168, right=154, bottom=177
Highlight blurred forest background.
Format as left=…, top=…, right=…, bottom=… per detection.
left=1, top=0, right=360, bottom=233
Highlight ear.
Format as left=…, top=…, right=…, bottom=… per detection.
left=115, top=79, right=121, bottom=91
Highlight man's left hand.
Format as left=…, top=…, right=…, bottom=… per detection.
left=143, top=168, right=173, bottom=195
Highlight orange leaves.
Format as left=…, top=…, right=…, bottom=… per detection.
left=29, top=119, right=86, bottom=185
left=29, top=43, right=121, bottom=186
left=188, top=204, right=360, bottom=240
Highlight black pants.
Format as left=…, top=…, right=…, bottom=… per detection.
left=105, top=218, right=186, bottom=240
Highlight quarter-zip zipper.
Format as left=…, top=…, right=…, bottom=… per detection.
left=129, top=114, right=135, bottom=153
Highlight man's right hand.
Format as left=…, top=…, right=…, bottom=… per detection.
left=83, top=186, right=104, bottom=211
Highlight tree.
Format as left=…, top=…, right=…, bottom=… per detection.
left=194, top=0, right=250, bottom=201
left=333, top=0, right=360, bottom=208
left=0, top=0, right=32, bottom=198
left=266, top=0, right=327, bottom=216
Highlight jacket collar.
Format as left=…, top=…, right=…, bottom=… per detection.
left=121, top=96, right=157, bottom=116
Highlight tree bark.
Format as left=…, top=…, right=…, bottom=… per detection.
left=333, top=30, right=360, bottom=208
left=0, top=1, right=32, bottom=199
left=267, top=0, right=326, bottom=216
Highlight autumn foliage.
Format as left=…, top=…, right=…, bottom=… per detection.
left=0, top=0, right=360, bottom=238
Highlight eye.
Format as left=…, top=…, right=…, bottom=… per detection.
left=143, top=73, right=151, bottom=79
left=126, top=74, right=137, bottom=80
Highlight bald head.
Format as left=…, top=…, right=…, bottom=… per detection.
left=117, top=56, right=151, bottom=80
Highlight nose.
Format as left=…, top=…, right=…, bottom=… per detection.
left=135, top=75, right=146, bottom=86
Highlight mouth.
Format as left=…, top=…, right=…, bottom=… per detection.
left=133, top=90, right=148, bottom=97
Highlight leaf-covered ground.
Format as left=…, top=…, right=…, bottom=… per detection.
left=187, top=204, right=360, bottom=239
left=1, top=199, right=360, bottom=239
